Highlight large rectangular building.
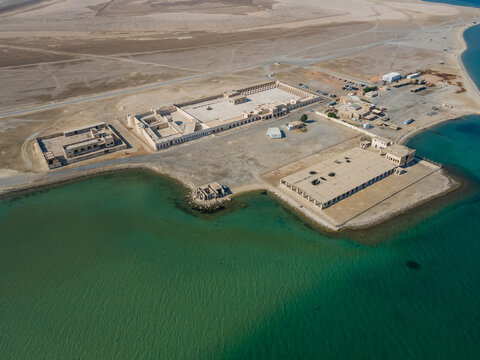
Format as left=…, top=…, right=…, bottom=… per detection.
left=127, top=80, right=321, bottom=151
left=281, top=148, right=397, bottom=209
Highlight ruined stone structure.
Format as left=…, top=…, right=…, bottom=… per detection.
left=196, top=182, right=226, bottom=201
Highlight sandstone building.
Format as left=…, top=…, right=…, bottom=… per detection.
left=127, top=81, right=321, bottom=151
left=36, top=123, right=127, bottom=169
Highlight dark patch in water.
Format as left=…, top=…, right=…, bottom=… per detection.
left=406, top=260, right=421, bottom=270
left=301, top=220, right=316, bottom=232
left=455, top=122, right=480, bottom=134
left=425, top=130, right=455, bottom=140
left=467, top=194, right=480, bottom=205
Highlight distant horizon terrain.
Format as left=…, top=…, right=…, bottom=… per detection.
left=0, top=0, right=42, bottom=12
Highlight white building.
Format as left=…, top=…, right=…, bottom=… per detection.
left=407, top=72, right=421, bottom=79
left=372, top=137, right=391, bottom=149
left=267, top=127, right=282, bottom=139
left=382, top=72, right=403, bottom=83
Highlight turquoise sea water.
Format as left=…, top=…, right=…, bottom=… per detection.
left=463, top=25, right=480, bottom=89
left=425, top=0, right=480, bottom=8
left=2, top=11, right=480, bottom=360
left=0, top=118, right=479, bottom=360
left=1, top=118, right=480, bottom=359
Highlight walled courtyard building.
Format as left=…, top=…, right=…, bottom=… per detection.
left=36, top=123, right=127, bottom=169
left=127, top=81, right=321, bottom=151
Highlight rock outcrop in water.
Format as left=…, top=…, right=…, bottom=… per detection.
left=186, top=194, right=230, bottom=214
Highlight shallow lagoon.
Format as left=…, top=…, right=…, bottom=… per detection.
left=2, top=7, right=480, bottom=360
left=1, top=115, right=480, bottom=359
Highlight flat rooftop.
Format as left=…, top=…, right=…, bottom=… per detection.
left=385, top=144, right=414, bottom=157
left=182, top=87, right=301, bottom=123
left=282, top=148, right=397, bottom=204
left=267, top=127, right=282, bottom=137
left=42, top=130, right=98, bottom=156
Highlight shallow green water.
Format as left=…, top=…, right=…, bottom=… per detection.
left=1, top=115, right=480, bottom=359
left=3, top=25, right=480, bottom=358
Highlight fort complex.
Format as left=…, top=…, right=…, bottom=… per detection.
left=36, top=123, right=126, bottom=169
left=28, top=69, right=450, bottom=231
left=0, top=0, right=470, bottom=235
left=281, top=140, right=416, bottom=210
left=126, top=81, right=320, bottom=151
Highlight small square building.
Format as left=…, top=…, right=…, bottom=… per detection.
left=383, top=144, right=416, bottom=167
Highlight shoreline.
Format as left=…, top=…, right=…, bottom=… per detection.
left=268, top=167, right=459, bottom=232
left=0, top=158, right=461, bottom=233
left=454, top=22, right=480, bottom=101
left=456, top=25, right=480, bottom=109
left=0, top=12, right=479, bottom=233
left=0, top=163, right=195, bottom=201
left=399, top=22, right=480, bottom=145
